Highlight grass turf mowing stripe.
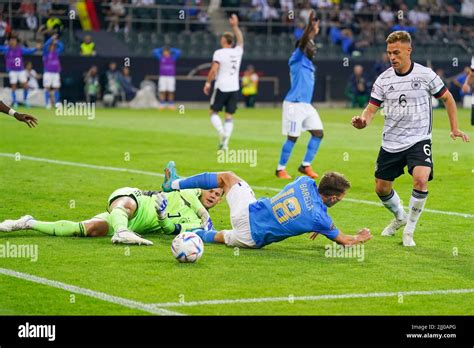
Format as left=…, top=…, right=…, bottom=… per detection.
left=0, top=268, right=183, bottom=316
left=149, top=289, right=474, bottom=308
left=1, top=152, right=473, bottom=219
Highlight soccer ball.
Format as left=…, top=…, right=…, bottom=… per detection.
left=171, top=232, right=204, bottom=263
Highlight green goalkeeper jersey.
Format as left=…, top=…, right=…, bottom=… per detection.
left=94, top=187, right=206, bottom=235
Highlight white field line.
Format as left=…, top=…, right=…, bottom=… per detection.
left=149, top=289, right=474, bottom=308
left=1, top=153, right=473, bottom=219
left=0, top=268, right=183, bottom=316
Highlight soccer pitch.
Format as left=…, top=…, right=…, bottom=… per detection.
left=0, top=106, right=473, bottom=316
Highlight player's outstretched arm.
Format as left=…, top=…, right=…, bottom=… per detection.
left=351, top=103, right=378, bottom=129
left=439, top=90, right=470, bottom=142
left=229, top=14, right=243, bottom=47
left=333, top=228, right=372, bottom=246
left=0, top=101, right=38, bottom=128
left=299, top=11, right=319, bottom=51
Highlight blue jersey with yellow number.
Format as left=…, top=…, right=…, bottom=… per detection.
left=248, top=176, right=339, bottom=248
left=284, top=48, right=315, bottom=104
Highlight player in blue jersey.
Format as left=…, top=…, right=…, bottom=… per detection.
left=276, top=11, right=323, bottom=180
left=161, top=161, right=372, bottom=248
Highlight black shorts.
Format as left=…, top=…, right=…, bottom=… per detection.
left=375, top=139, right=434, bottom=182
left=210, top=89, right=238, bottom=114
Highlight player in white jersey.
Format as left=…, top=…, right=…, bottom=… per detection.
left=351, top=31, right=470, bottom=247
left=204, top=14, right=244, bottom=150
left=461, top=56, right=474, bottom=125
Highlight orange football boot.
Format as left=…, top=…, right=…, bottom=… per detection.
left=298, top=165, right=319, bottom=179
left=275, top=169, right=292, bottom=179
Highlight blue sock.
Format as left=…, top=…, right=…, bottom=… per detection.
left=23, top=88, right=29, bottom=102
left=11, top=90, right=17, bottom=104
left=178, top=172, right=218, bottom=190
left=303, top=136, right=322, bottom=165
left=45, top=90, right=50, bottom=106
left=54, top=90, right=60, bottom=104
left=194, top=229, right=217, bottom=243
left=278, top=138, right=296, bottom=168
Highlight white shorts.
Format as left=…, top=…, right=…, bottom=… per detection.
left=9, top=70, right=27, bottom=85
left=43, top=72, right=61, bottom=89
left=282, top=101, right=323, bottom=137
left=158, top=76, right=176, bottom=92
left=222, top=181, right=258, bottom=248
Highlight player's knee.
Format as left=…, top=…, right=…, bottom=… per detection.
left=310, top=130, right=324, bottom=139
left=413, top=177, right=428, bottom=190
left=375, top=180, right=392, bottom=196
left=287, top=136, right=298, bottom=143
left=110, top=197, right=137, bottom=218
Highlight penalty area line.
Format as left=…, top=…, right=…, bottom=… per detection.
left=1, top=152, right=473, bottom=219
left=149, top=288, right=474, bottom=308
left=0, top=268, right=183, bottom=316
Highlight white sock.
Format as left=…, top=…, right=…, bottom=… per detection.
left=378, top=189, right=405, bottom=220
left=171, top=180, right=181, bottom=190
left=277, top=164, right=286, bottom=171
left=224, top=119, right=234, bottom=138
left=404, top=190, right=428, bottom=234
left=210, top=114, right=224, bottom=136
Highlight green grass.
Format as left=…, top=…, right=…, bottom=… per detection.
left=0, top=106, right=473, bottom=315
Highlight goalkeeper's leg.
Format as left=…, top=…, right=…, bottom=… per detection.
left=0, top=215, right=109, bottom=237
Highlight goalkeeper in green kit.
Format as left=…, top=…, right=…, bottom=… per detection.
left=0, top=187, right=223, bottom=245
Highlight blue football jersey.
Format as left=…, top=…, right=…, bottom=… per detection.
left=248, top=176, right=339, bottom=248
left=284, top=48, right=315, bottom=104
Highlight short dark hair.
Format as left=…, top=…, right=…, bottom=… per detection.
left=318, top=172, right=351, bottom=196
left=221, top=32, right=234, bottom=45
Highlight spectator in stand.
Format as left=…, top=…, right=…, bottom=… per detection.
left=104, top=61, right=122, bottom=107
left=80, top=35, right=96, bottom=56
left=338, top=4, right=354, bottom=27
left=408, top=5, right=430, bottom=26
left=118, top=66, right=137, bottom=101
left=106, top=0, right=126, bottom=33
left=391, top=18, right=416, bottom=34
left=0, top=13, right=11, bottom=45
left=242, top=65, right=259, bottom=108
left=84, top=65, right=100, bottom=103
left=18, top=0, right=38, bottom=31
left=293, top=20, right=305, bottom=40
left=37, top=0, right=52, bottom=18
left=153, top=46, right=181, bottom=110
left=38, top=12, right=64, bottom=42
left=25, top=61, right=40, bottom=90
left=345, top=64, right=370, bottom=108
left=262, top=0, right=279, bottom=21
left=373, top=52, right=390, bottom=77
left=379, top=5, right=394, bottom=26
left=299, top=1, right=313, bottom=24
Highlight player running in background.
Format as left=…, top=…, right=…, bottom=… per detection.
left=161, top=161, right=372, bottom=249
left=153, top=46, right=181, bottom=110
left=0, top=35, right=38, bottom=107
left=0, top=187, right=222, bottom=246
left=0, top=100, right=37, bottom=127
left=42, top=34, right=64, bottom=109
left=204, top=14, right=244, bottom=150
left=352, top=31, right=470, bottom=247
left=461, top=56, right=474, bottom=125
left=276, top=11, right=323, bottom=180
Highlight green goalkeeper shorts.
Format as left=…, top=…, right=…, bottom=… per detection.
left=93, top=187, right=161, bottom=235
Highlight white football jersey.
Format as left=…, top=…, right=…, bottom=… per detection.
left=370, top=62, right=447, bottom=153
left=212, top=45, right=243, bottom=92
